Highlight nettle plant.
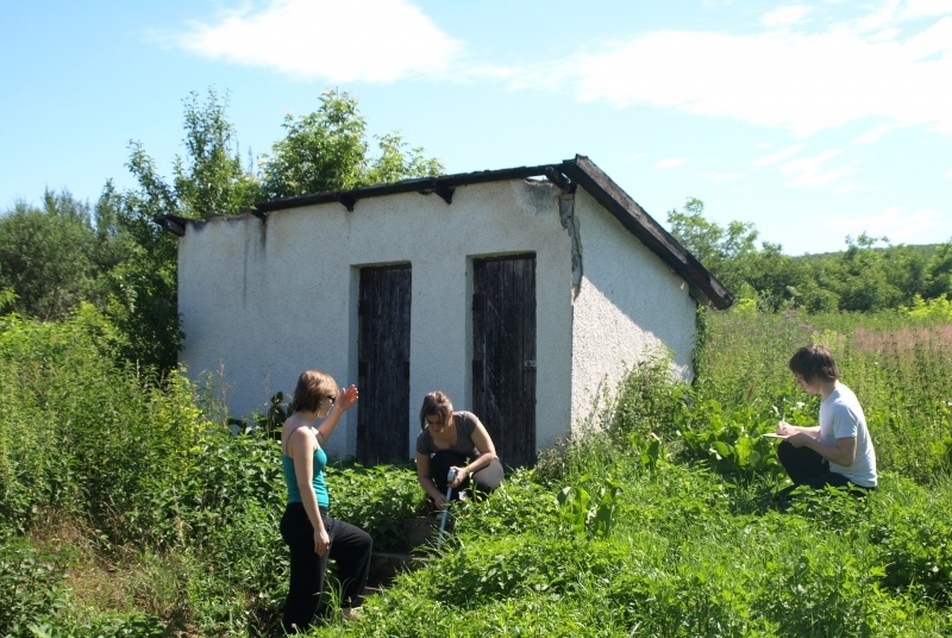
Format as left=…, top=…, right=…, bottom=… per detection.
left=678, top=399, right=787, bottom=482
left=557, top=476, right=622, bottom=539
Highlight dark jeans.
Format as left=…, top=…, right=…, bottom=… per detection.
left=280, top=503, right=372, bottom=632
left=430, top=449, right=504, bottom=501
left=776, top=441, right=874, bottom=501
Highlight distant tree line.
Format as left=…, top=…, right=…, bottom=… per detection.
left=668, top=198, right=952, bottom=316
left=0, top=88, right=443, bottom=373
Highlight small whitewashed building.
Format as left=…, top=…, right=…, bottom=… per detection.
left=156, top=155, right=732, bottom=468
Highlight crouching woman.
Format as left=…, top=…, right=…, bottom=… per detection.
left=415, top=390, right=504, bottom=507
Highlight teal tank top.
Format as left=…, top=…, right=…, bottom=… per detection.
left=282, top=445, right=329, bottom=508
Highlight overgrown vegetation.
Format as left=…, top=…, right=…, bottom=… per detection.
left=1, top=305, right=950, bottom=637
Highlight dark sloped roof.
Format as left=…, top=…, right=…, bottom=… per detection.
left=157, top=155, right=733, bottom=309
left=561, top=156, right=733, bottom=309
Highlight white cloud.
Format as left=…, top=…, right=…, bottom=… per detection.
left=832, top=180, right=859, bottom=194
left=175, top=0, right=462, bottom=82
left=754, top=144, right=805, bottom=166
left=762, top=5, right=811, bottom=27
left=857, top=124, right=895, bottom=143
left=778, top=149, right=857, bottom=188
left=567, top=6, right=952, bottom=137
left=857, top=0, right=952, bottom=31
left=905, top=0, right=952, bottom=18
left=172, top=1, right=952, bottom=142
left=656, top=157, right=687, bottom=169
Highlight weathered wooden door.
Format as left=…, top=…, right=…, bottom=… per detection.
left=357, top=264, right=411, bottom=464
left=472, top=254, right=536, bottom=468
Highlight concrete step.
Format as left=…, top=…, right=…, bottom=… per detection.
left=366, top=516, right=455, bottom=589
left=367, top=551, right=427, bottom=589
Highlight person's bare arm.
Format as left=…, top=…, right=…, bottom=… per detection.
left=777, top=421, right=820, bottom=437
left=452, top=418, right=498, bottom=487
left=416, top=452, right=446, bottom=506
left=314, top=384, right=358, bottom=444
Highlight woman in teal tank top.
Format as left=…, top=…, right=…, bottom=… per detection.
left=279, top=369, right=371, bottom=632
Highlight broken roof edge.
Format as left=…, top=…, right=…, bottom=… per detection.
left=560, top=155, right=734, bottom=310
left=254, top=164, right=556, bottom=213
left=159, top=154, right=733, bottom=309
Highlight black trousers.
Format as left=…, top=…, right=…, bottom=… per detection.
left=280, top=503, right=372, bottom=632
left=429, top=448, right=504, bottom=501
left=776, top=440, right=873, bottom=498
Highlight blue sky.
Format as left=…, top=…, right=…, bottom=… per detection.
left=2, top=0, right=950, bottom=255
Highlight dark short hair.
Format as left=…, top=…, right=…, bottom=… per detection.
left=289, top=370, right=337, bottom=413
left=419, top=391, right=454, bottom=430
left=788, top=345, right=839, bottom=383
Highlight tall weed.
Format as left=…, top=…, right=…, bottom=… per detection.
left=695, top=310, right=952, bottom=483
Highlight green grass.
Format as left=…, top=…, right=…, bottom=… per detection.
left=319, top=468, right=952, bottom=637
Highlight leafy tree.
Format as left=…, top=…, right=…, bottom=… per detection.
left=667, top=198, right=760, bottom=297
left=881, top=243, right=929, bottom=306
left=260, top=90, right=366, bottom=197
left=0, top=288, right=14, bottom=313
left=103, top=178, right=181, bottom=372
left=742, top=242, right=820, bottom=312
left=905, top=294, right=952, bottom=322
left=667, top=199, right=952, bottom=315
left=103, top=89, right=260, bottom=372
left=0, top=191, right=103, bottom=320
left=260, top=90, right=443, bottom=199
left=173, top=89, right=261, bottom=216
left=90, top=180, right=135, bottom=272
left=835, top=234, right=904, bottom=313
left=925, top=242, right=952, bottom=299
left=364, top=132, right=444, bottom=186
left=125, top=88, right=260, bottom=221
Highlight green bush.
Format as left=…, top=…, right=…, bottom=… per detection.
left=0, top=308, right=212, bottom=543
left=454, top=468, right=561, bottom=539
left=340, top=468, right=952, bottom=638
left=27, top=613, right=170, bottom=638
left=607, top=351, right=688, bottom=444
left=869, top=476, right=952, bottom=606
left=678, top=398, right=784, bottom=483
left=0, top=538, right=68, bottom=638
left=327, top=463, right=422, bottom=552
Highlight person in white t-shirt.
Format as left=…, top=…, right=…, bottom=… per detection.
left=775, top=344, right=878, bottom=503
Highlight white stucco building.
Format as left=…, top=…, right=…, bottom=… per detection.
left=157, top=155, right=731, bottom=467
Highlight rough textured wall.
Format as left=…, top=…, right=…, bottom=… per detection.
left=568, top=188, right=697, bottom=431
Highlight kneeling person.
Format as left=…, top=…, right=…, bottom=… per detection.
left=415, top=391, right=504, bottom=507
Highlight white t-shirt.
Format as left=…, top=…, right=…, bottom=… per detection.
left=819, top=381, right=878, bottom=488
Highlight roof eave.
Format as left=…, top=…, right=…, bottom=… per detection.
left=254, top=164, right=554, bottom=213
left=560, top=155, right=733, bottom=310
left=157, top=156, right=733, bottom=309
